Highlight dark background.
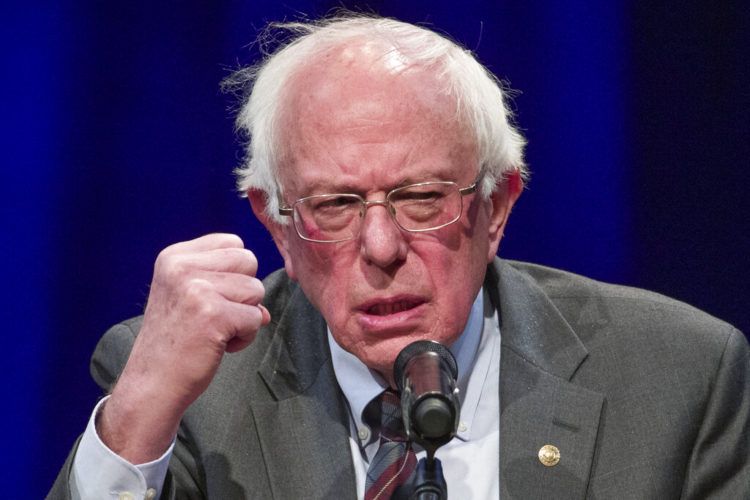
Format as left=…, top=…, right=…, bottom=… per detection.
left=3, top=1, right=747, bottom=496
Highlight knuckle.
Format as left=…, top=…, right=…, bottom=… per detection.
left=250, top=305, right=264, bottom=324
left=216, top=248, right=258, bottom=275
left=156, top=243, right=176, bottom=260
left=155, top=238, right=189, bottom=261
left=231, top=248, right=258, bottom=270
left=240, top=306, right=263, bottom=332
left=154, top=248, right=171, bottom=270
left=239, top=277, right=264, bottom=304
left=215, top=233, right=244, bottom=248
left=228, top=233, right=244, bottom=248
left=157, top=254, right=187, bottom=281
left=244, top=248, right=258, bottom=265
left=250, top=277, right=265, bottom=297
left=183, top=278, right=213, bottom=305
left=249, top=255, right=259, bottom=274
left=196, top=299, right=219, bottom=320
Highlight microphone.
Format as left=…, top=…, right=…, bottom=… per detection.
left=394, top=340, right=460, bottom=452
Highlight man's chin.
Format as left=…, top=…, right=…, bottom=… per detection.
left=352, top=334, right=435, bottom=384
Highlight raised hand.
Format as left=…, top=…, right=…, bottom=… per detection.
left=97, top=233, right=270, bottom=463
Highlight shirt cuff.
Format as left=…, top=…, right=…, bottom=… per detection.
left=71, top=396, right=175, bottom=500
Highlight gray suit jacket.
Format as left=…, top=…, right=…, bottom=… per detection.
left=50, top=259, right=749, bottom=499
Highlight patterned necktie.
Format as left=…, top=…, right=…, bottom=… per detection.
left=364, top=389, right=418, bottom=500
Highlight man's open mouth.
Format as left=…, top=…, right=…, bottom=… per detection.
left=364, top=298, right=424, bottom=316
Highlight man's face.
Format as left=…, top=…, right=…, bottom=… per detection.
left=257, top=48, right=517, bottom=381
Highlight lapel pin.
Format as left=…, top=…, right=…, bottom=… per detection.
left=538, top=444, right=561, bottom=467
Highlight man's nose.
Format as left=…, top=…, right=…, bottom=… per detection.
left=359, top=201, right=408, bottom=267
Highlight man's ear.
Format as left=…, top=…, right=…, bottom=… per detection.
left=247, top=189, right=297, bottom=280
left=485, top=169, right=523, bottom=262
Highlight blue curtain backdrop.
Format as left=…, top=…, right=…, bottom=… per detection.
left=3, top=1, right=748, bottom=496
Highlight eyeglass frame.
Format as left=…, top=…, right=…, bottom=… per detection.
left=277, top=179, right=479, bottom=243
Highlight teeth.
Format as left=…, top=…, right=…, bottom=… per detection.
left=370, top=301, right=413, bottom=315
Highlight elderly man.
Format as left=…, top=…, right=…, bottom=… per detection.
left=50, top=15, right=748, bottom=500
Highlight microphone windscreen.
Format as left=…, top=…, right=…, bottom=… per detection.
left=393, top=340, right=460, bottom=450
left=394, top=340, right=457, bottom=393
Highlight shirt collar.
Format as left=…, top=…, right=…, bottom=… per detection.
left=328, top=288, right=485, bottom=439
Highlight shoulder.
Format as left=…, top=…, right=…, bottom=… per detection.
left=494, top=259, right=747, bottom=390
left=501, top=259, right=742, bottom=347
left=90, top=317, right=143, bottom=391
left=494, top=260, right=749, bottom=494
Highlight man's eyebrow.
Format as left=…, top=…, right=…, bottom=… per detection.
left=289, top=167, right=460, bottom=196
left=297, top=181, right=363, bottom=196
left=300, top=178, right=418, bottom=196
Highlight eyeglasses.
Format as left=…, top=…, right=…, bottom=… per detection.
left=278, top=180, right=478, bottom=243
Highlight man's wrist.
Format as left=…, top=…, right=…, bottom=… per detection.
left=71, top=396, right=174, bottom=500
left=98, top=377, right=182, bottom=464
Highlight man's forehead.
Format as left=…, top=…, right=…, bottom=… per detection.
left=281, top=163, right=467, bottom=195
left=276, top=127, right=477, bottom=198
left=281, top=71, right=459, bottom=152
left=274, top=40, right=477, bottom=196
left=283, top=40, right=445, bottom=117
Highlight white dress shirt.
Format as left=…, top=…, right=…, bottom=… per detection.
left=70, top=397, right=173, bottom=499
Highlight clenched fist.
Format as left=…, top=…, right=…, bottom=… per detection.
left=98, top=234, right=270, bottom=463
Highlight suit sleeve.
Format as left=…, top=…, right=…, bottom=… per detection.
left=681, top=328, right=750, bottom=499
left=47, top=320, right=207, bottom=500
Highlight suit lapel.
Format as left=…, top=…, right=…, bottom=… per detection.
left=253, top=285, right=357, bottom=499
left=490, top=261, right=605, bottom=499
left=248, top=262, right=604, bottom=499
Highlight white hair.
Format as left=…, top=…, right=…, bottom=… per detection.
left=225, top=14, right=527, bottom=222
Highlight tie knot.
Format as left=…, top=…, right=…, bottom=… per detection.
left=366, top=388, right=407, bottom=441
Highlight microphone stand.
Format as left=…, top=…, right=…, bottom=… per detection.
left=410, top=451, right=447, bottom=500
left=392, top=449, right=447, bottom=500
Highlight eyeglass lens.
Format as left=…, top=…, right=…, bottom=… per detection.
left=293, top=182, right=463, bottom=242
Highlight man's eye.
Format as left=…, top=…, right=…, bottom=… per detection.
left=394, top=190, right=444, bottom=203
left=313, top=196, right=358, bottom=211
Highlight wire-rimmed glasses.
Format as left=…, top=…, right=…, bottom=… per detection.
left=278, top=180, right=477, bottom=243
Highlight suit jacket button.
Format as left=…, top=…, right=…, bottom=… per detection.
left=538, top=444, right=560, bottom=466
